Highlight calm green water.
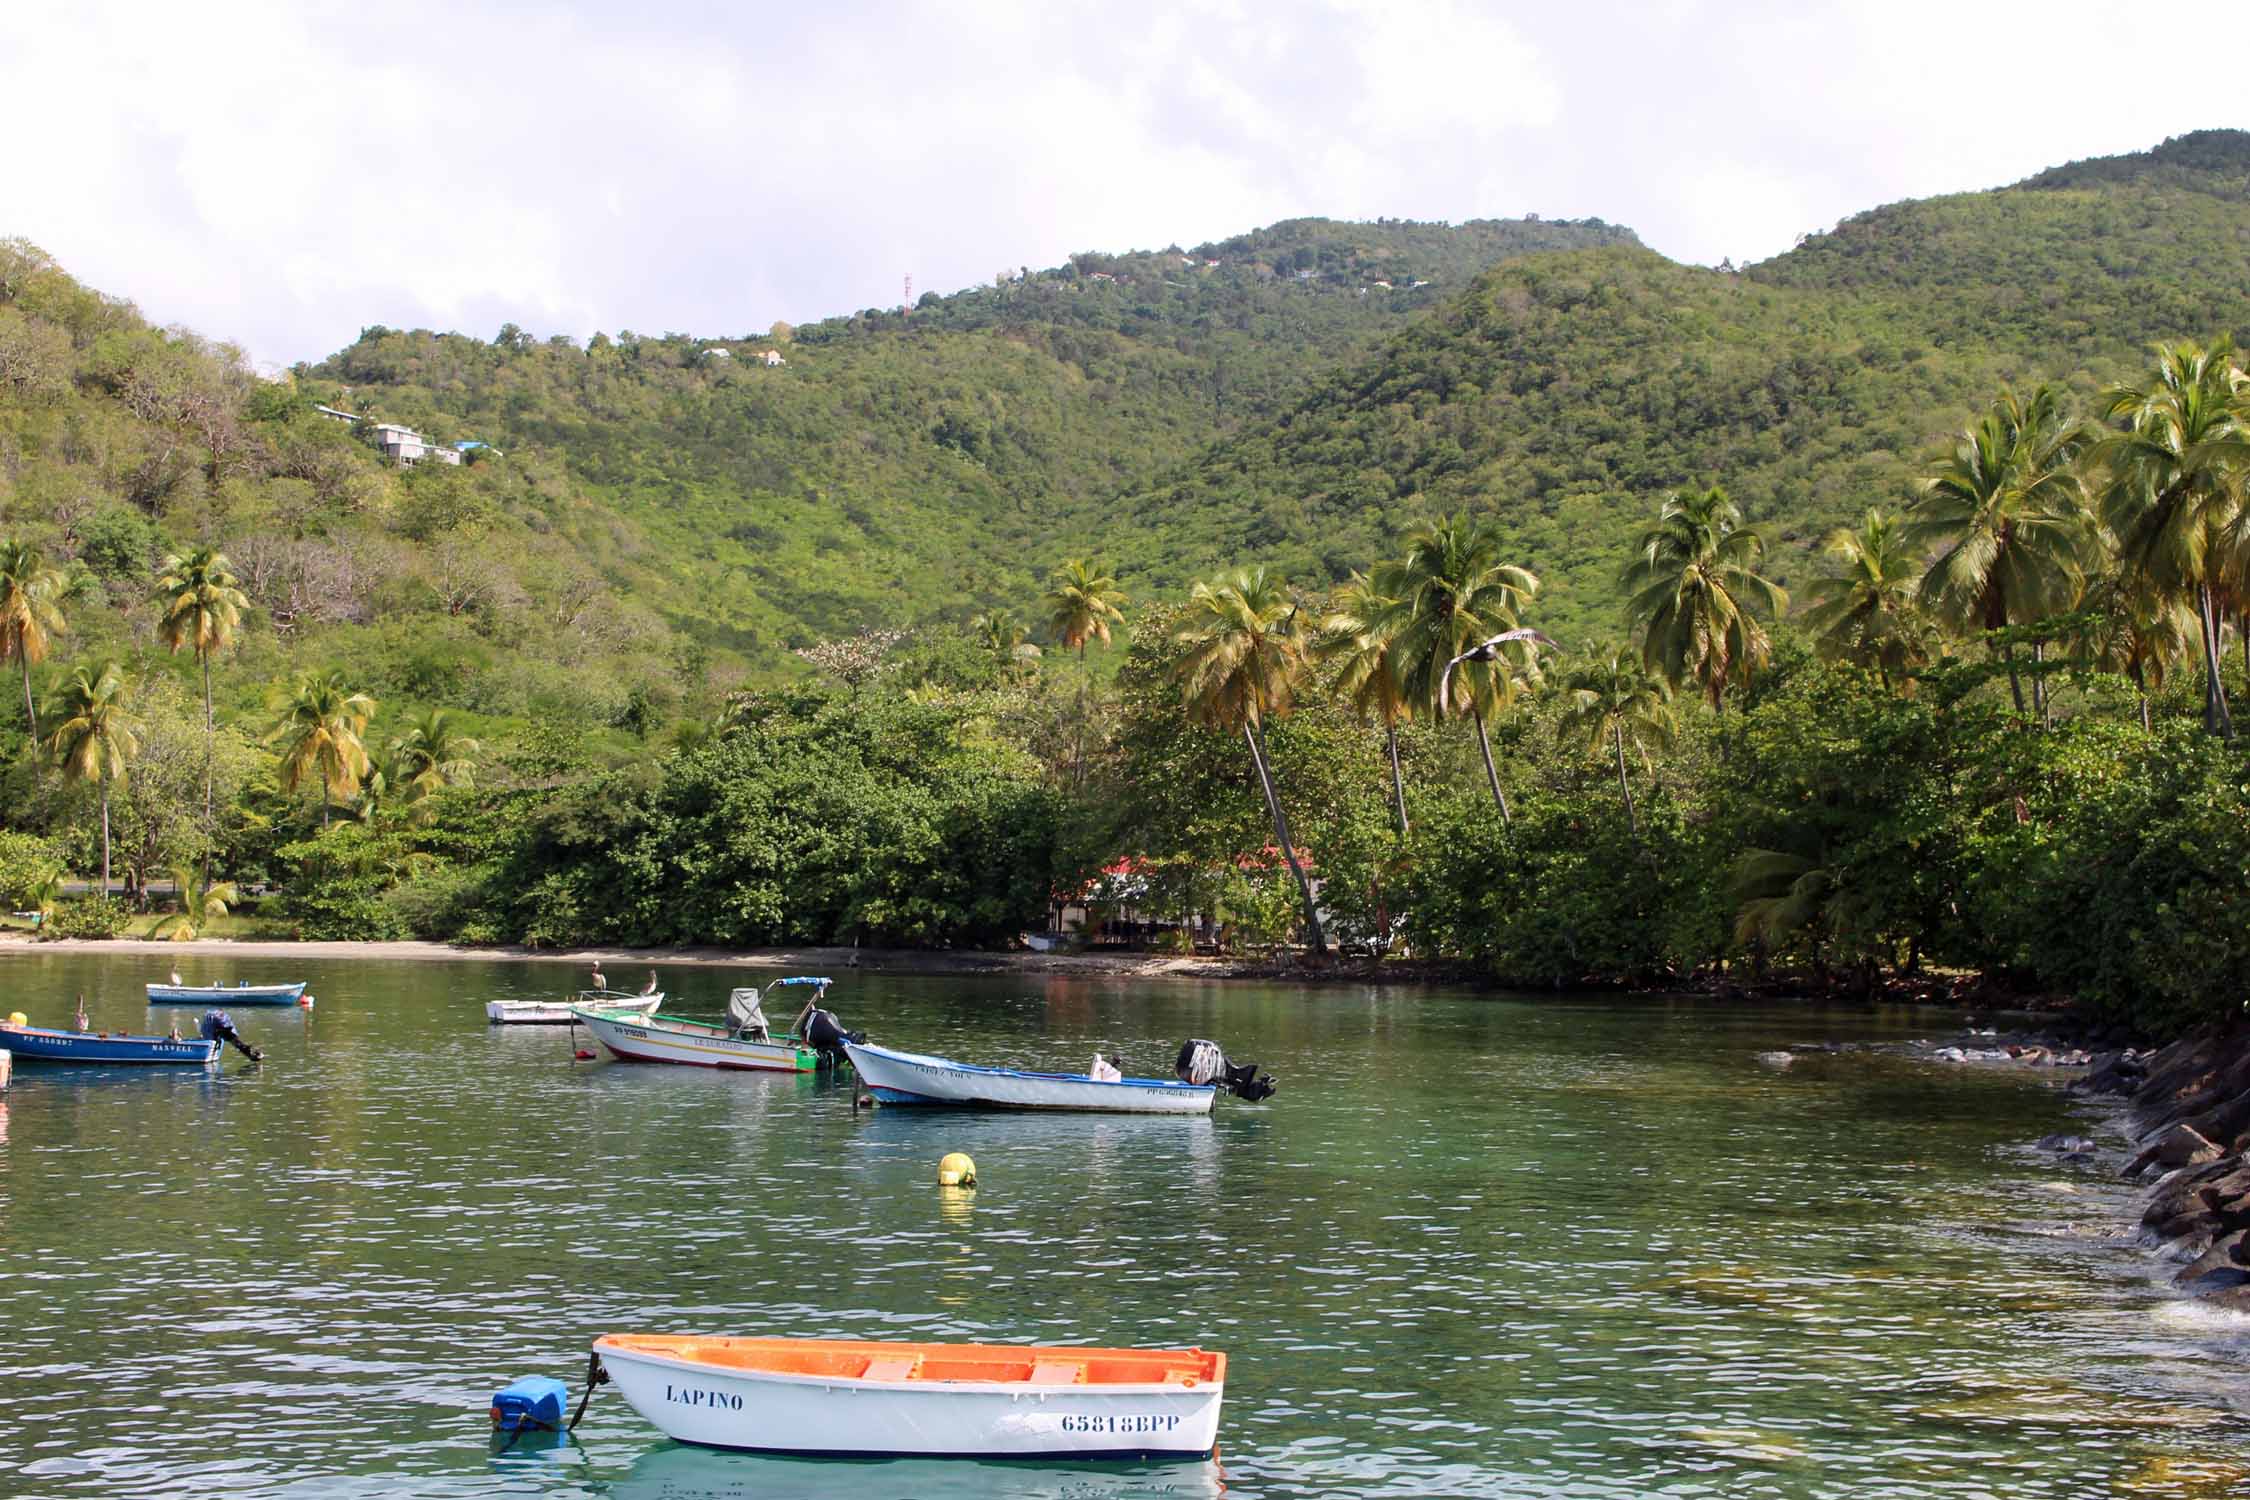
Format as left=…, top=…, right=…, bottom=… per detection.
left=1, top=953, right=2245, bottom=1499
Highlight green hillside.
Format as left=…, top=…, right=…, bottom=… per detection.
left=304, top=216, right=1634, bottom=657
left=1114, top=130, right=2250, bottom=644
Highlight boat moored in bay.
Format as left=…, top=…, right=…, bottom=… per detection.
left=147, top=977, right=306, bottom=1006
left=591, top=1333, right=1225, bottom=1460
left=845, top=1041, right=1220, bottom=1114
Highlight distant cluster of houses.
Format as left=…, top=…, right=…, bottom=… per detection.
left=705, top=347, right=787, bottom=366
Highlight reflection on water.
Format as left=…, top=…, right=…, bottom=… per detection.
left=0, top=955, right=2245, bottom=1498
left=605, top=1443, right=1224, bottom=1500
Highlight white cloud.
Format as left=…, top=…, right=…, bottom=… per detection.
left=0, top=0, right=2226, bottom=364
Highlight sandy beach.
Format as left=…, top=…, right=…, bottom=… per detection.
left=0, top=932, right=1444, bottom=985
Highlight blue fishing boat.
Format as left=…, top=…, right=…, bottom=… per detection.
left=146, top=978, right=306, bottom=1006
left=0, top=1017, right=219, bottom=1065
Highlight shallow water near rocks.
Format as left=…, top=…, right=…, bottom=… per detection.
left=2, top=953, right=2246, bottom=1498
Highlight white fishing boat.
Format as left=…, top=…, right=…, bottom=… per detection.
left=592, top=1333, right=1225, bottom=1460
left=846, top=1041, right=1217, bottom=1114
left=488, top=987, right=662, bottom=1026
left=146, top=978, right=305, bottom=1006
left=572, top=986, right=816, bottom=1072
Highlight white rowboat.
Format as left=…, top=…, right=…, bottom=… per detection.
left=488, top=989, right=662, bottom=1025
left=846, top=1041, right=1216, bottom=1114
left=572, top=1005, right=815, bottom=1071
left=593, top=1334, right=1225, bottom=1460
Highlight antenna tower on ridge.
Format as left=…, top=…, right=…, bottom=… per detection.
left=902, top=274, right=913, bottom=316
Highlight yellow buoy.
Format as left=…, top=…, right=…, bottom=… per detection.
left=937, top=1151, right=976, bottom=1187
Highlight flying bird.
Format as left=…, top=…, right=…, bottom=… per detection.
left=1438, top=628, right=1559, bottom=714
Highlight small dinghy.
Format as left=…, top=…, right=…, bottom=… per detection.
left=846, top=1040, right=1266, bottom=1114
left=570, top=983, right=824, bottom=1072
left=591, top=1334, right=1225, bottom=1460
left=489, top=985, right=662, bottom=1026
left=147, top=977, right=306, bottom=1006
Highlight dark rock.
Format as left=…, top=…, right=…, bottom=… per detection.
left=2036, top=1134, right=2096, bottom=1154
left=2174, top=1229, right=2250, bottom=1287
left=2126, top=1124, right=2224, bottom=1180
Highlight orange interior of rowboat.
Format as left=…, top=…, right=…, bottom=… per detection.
left=598, top=1335, right=1224, bottom=1387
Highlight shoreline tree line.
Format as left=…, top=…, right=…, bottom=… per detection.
left=6, top=338, right=2250, bottom=1034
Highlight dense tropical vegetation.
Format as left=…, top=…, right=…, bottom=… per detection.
left=5, top=132, right=2250, bottom=1037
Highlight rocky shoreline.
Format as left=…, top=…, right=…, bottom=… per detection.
left=2093, top=1025, right=2250, bottom=1308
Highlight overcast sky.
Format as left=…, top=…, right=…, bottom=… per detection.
left=6, top=1, right=2224, bottom=368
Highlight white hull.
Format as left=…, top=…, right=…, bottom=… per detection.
left=847, top=1042, right=1214, bottom=1115
left=574, top=1008, right=813, bottom=1071
left=489, top=994, right=661, bottom=1025
left=596, top=1339, right=1222, bottom=1459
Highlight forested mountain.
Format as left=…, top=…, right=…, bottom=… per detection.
left=301, top=216, right=1633, bottom=657
left=1116, top=130, right=2250, bottom=642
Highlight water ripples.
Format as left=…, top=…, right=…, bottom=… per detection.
left=2, top=963, right=2247, bottom=1496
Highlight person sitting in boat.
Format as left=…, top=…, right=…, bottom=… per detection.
left=1090, top=1051, right=1122, bottom=1083
left=591, top=964, right=608, bottom=992
left=74, top=996, right=91, bottom=1032
left=793, top=992, right=865, bottom=1068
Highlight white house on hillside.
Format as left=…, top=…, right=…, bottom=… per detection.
left=371, top=423, right=462, bottom=466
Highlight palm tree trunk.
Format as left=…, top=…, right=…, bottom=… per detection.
left=2000, top=641, right=2026, bottom=717
left=1614, top=723, right=1639, bottom=836
left=321, top=765, right=332, bottom=829
left=2198, top=585, right=2234, bottom=737
left=1469, top=703, right=1511, bottom=827
left=1243, top=722, right=1327, bottom=955
left=1074, top=641, right=1087, bottom=791
left=201, top=651, right=215, bottom=828
left=99, top=778, right=111, bottom=894
left=1385, top=722, right=1409, bottom=836
left=2030, top=639, right=2048, bottom=727
left=18, top=653, right=34, bottom=743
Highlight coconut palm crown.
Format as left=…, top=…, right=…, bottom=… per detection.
left=272, top=672, right=377, bottom=827
left=1621, top=485, right=1786, bottom=710
left=47, top=660, right=139, bottom=891
left=1174, top=565, right=1327, bottom=954
left=2095, top=340, right=2250, bottom=735
left=0, top=539, right=69, bottom=740
left=1373, top=512, right=1543, bottom=822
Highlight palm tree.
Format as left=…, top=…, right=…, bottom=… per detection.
left=1622, top=486, right=1787, bottom=711
left=970, top=609, right=1042, bottom=673
left=1556, top=647, right=1676, bottom=834
left=153, top=546, right=249, bottom=822
left=1043, top=558, right=1125, bottom=786
left=47, top=661, right=139, bottom=893
left=1905, top=385, right=2095, bottom=718
left=1316, top=573, right=1413, bottom=834
left=153, top=863, right=240, bottom=941
left=2096, top=340, right=2250, bottom=736
left=272, top=672, right=376, bottom=828
left=1798, top=509, right=1932, bottom=692
left=389, top=708, right=480, bottom=814
left=1173, top=566, right=1327, bottom=955
left=1374, top=513, right=1544, bottom=824
left=2071, top=567, right=2196, bottom=733
left=0, top=539, right=68, bottom=741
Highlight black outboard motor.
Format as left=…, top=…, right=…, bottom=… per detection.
left=199, top=1009, right=263, bottom=1061
left=1176, top=1038, right=1276, bottom=1102
left=802, top=1008, right=865, bottom=1070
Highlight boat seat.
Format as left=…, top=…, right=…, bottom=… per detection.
left=860, top=1356, right=921, bottom=1382
left=1030, top=1360, right=1085, bottom=1385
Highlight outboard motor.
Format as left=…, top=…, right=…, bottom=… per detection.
left=802, top=1008, right=865, bottom=1070
left=199, top=1009, right=263, bottom=1062
left=1176, top=1038, right=1276, bottom=1102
